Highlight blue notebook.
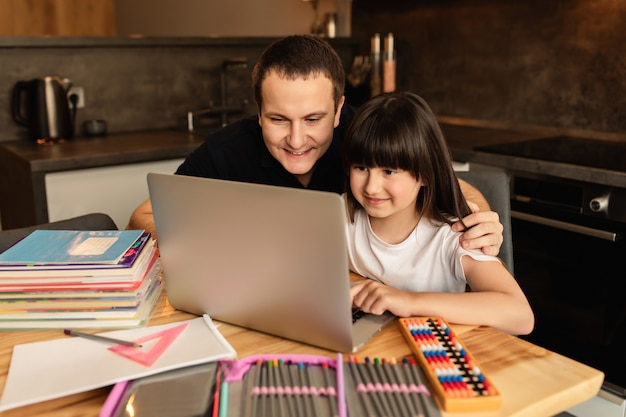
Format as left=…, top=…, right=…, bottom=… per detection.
left=0, top=229, right=144, bottom=266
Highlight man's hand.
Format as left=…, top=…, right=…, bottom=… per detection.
left=456, top=178, right=504, bottom=256
left=452, top=210, right=503, bottom=256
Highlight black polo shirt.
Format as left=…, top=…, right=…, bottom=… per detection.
left=175, top=104, right=356, bottom=194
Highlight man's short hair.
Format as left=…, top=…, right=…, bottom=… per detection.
left=252, top=35, right=346, bottom=110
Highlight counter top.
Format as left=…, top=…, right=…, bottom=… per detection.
left=439, top=119, right=626, bottom=188
left=0, top=130, right=206, bottom=229
left=1, top=123, right=624, bottom=187
left=0, top=130, right=204, bottom=173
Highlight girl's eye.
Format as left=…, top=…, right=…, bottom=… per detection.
left=383, top=169, right=398, bottom=175
left=352, top=165, right=368, bottom=172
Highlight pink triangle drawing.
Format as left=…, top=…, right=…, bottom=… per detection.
left=108, top=322, right=189, bottom=367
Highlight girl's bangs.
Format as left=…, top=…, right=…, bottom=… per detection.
left=348, top=122, right=415, bottom=171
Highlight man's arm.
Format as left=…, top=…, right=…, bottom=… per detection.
left=454, top=178, right=504, bottom=256
left=459, top=178, right=490, bottom=211
left=126, top=132, right=218, bottom=237
left=126, top=198, right=156, bottom=237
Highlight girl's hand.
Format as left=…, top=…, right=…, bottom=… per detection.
left=350, top=280, right=412, bottom=317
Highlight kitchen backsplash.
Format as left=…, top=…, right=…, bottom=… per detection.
left=1, top=37, right=356, bottom=143
left=352, top=0, right=626, bottom=137
left=4, top=0, right=626, bottom=145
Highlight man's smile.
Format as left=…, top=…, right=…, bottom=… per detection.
left=284, top=147, right=313, bottom=156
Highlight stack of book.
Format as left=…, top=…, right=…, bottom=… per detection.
left=0, top=229, right=162, bottom=329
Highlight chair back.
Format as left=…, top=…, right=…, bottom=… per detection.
left=457, top=166, right=514, bottom=273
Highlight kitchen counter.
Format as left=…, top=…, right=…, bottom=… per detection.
left=0, top=130, right=203, bottom=172
left=1, top=123, right=625, bottom=230
left=0, top=130, right=204, bottom=229
left=439, top=118, right=626, bottom=189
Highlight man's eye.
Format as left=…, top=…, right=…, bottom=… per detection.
left=305, top=118, right=320, bottom=123
left=270, top=117, right=285, bottom=122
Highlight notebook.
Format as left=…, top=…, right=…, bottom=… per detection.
left=147, top=173, right=395, bottom=352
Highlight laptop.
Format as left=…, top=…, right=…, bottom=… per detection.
left=147, top=173, right=395, bottom=352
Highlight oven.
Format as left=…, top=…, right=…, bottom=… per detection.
left=476, top=136, right=626, bottom=403
left=510, top=173, right=626, bottom=399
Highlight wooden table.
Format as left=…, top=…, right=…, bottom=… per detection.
left=0, top=291, right=604, bottom=417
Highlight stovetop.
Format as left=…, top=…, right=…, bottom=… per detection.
left=475, top=135, right=626, bottom=172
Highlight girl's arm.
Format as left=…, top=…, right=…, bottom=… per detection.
left=350, top=259, right=534, bottom=336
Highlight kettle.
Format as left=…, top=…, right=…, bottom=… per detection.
left=11, top=76, right=76, bottom=143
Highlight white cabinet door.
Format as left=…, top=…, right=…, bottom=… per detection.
left=45, top=159, right=183, bottom=229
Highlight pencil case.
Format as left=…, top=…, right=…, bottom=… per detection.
left=222, top=353, right=440, bottom=417
left=101, top=352, right=439, bottom=417
left=221, top=353, right=346, bottom=417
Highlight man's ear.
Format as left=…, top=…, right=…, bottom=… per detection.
left=334, top=96, right=346, bottom=128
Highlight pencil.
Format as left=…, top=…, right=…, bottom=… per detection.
left=322, top=361, right=338, bottom=417
left=278, top=359, right=297, bottom=417
left=63, top=329, right=142, bottom=348
left=218, top=379, right=229, bottom=417
left=212, top=364, right=222, bottom=417
left=348, top=356, right=377, bottom=417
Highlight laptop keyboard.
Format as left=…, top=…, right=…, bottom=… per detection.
left=352, top=308, right=366, bottom=323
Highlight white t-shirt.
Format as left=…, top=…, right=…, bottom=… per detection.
left=345, top=209, right=500, bottom=293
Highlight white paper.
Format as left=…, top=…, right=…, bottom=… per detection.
left=0, top=315, right=236, bottom=412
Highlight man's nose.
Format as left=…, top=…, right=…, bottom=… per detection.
left=286, top=122, right=306, bottom=149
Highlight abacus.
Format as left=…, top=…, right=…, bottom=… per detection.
left=398, top=317, right=502, bottom=412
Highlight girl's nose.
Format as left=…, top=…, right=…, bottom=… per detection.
left=364, top=171, right=383, bottom=194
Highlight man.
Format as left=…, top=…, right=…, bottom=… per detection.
left=128, top=35, right=503, bottom=255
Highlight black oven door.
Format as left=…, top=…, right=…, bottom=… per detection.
left=512, top=198, right=626, bottom=397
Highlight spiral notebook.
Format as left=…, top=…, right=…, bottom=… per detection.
left=148, top=173, right=394, bottom=353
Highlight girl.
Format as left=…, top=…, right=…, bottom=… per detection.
left=343, top=92, right=534, bottom=335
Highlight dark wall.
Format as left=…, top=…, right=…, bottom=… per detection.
left=1, top=38, right=356, bottom=143
left=1, top=39, right=257, bottom=142
left=352, top=0, right=626, bottom=136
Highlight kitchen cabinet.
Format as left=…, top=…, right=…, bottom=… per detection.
left=45, top=159, right=183, bottom=230
left=0, top=130, right=203, bottom=230
left=0, top=0, right=116, bottom=36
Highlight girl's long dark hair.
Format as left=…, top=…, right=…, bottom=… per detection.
left=342, top=91, right=471, bottom=226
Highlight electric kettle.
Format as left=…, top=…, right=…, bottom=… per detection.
left=11, top=76, right=76, bottom=143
